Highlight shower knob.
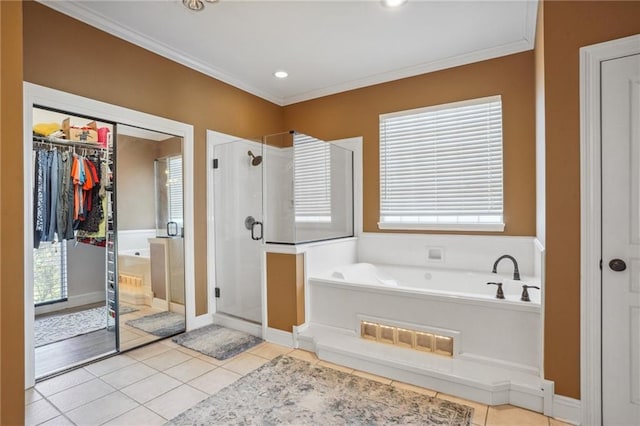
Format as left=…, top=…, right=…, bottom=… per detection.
left=244, top=216, right=256, bottom=230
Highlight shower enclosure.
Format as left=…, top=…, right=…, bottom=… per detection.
left=212, top=131, right=353, bottom=325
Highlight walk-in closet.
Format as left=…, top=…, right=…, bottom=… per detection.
left=30, top=105, right=187, bottom=380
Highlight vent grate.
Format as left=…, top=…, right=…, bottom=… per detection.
left=360, top=321, right=453, bottom=357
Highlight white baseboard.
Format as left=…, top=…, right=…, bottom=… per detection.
left=264, top=327, right=294, bottom=347
left=35, top=291, right=105, bottom=315
left=552, top=395, right=581, bottom=425
left=212, top=313, right=262, bottom=338
left=170, top=302, right=185, bottom=315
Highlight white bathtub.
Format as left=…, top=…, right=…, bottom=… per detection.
left=307, top=262, right=541, bottom=374
left=324, top=262, right=541, bottom=305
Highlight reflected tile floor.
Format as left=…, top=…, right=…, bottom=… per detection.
left=27, top=341, right=571, bottom=426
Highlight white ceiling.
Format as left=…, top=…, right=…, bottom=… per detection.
left=40, top=0, right=537, bottom=106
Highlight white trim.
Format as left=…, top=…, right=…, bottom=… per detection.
left=552, top=395, right=582, bottom=426
left=34, top=291, right=105, bottom=316
left=37, top=1, right=535, bottom=106
left=380, top=95, right=502, bottom=119
left=212, top=313, right=262, bottom=338
left=23, top=82, right=196, bottom=388
left=580, top=34, right=640, bottom=426
left=264, top=327, right=295, bottom=348
left=190, top=313, right=214, bottom=330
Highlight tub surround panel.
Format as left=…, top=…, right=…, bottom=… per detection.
left=357, top=233, right=538, bottom=277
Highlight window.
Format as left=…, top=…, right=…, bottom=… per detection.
left=167, top=155, right=183, bottom=226
left=379, top=95, right=504, bottom=231
left=33, top=241, right=67, bottom=305
left=294, top=135, right=331, bottom=223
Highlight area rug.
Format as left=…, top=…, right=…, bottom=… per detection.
left=35, top=306, right=107, bottom=347
left=172, top=324, right=262, bottom=360
left=119, top=305, right=139, bottom=315
left=168, top=355, right=473, bottom=425
left=126, top=311, right=185, bottom=337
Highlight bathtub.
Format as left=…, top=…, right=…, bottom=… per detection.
left=117, top=230, right=155, bottom=305
left=307, top=262, right=541, bottom=374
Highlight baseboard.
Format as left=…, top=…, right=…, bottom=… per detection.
left=35, top=291, right=105, bottom=315
left=212, top=313, right=262, bottom=338
left=264, top=327, right=294, bottom=347
left=170, top=302, right=185, bottom=315
left=552, top=395, right=581, bottom=425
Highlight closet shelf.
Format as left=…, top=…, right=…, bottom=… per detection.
left=33, top=135, right=110, bottom=150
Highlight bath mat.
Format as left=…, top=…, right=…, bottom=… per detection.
left=172, top=324, right=262, bottom=360
left=125, top=311, right=185, bottom=337
left=168, top=355, right=473, bottom=425
left=119, top=305, right=138, bottom=315
left=35, top=306, right=107, bottom=347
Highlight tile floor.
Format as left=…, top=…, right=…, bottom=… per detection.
left=26, top=339, right=571, bottom=426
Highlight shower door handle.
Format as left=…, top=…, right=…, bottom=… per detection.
left=251, top=221, right=263, bottom=241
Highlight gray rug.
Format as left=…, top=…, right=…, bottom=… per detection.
left=126, top=311, right=185, bottom=337
left=119, top=305, right=139, bottom=315
left=168, top=355, right=473, bottom=425
left=172, top=324, right=262, bottom=360
left=35, top=306, right=107, bottom=347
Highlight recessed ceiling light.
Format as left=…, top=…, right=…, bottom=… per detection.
left=382, top=0, right=408, bottom=7
left=274, top=71, right=289, bottom=79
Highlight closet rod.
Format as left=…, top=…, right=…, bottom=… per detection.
left=32, top=135, right=110, bottom=150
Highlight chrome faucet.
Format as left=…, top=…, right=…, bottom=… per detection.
left=492, top=254, right=520, bottom=280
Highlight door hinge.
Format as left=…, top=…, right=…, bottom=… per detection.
left=215, top=287, right=220, bottom=298
left=213, top=158, right=219, bottom=169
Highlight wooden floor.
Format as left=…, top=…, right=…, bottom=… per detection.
left=35, top=328, right=117, bottom=379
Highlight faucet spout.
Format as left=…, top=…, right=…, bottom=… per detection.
left=492, top=254, right=521, bottom=280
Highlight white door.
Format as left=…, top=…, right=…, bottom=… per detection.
left=602, top=52, right=640, bottom=425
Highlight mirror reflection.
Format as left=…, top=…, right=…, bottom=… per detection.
left=116, top=125, right=185, bottom=351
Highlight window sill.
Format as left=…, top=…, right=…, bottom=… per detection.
left=377, top=222, right=505, bottom=232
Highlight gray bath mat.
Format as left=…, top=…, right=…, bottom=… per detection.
left=126, top=311, right=185, bottom=337
left=35, top=306, right=107, bottom=347
left=168, top=355, right=473, bottom=425
left=119, top=305, right=138, bottom=315
left=172, top=324, right=262, bottom=360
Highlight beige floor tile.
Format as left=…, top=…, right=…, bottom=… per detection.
left=437, top=393, right=488, bottom=426
left=317, top=360, right=354, bottom=374
left=142, top=349, right=193, bottom=371
left=159, top=338, right=180, bottom=348
left=120, top=372, right=182, bottom=404
left=164, top=358, right=216, bottom=382
left=25, top=399, right=60, bottom=426
left=101, top=362, right=158, bottom=389
left=549, top=418, right=573, bottom=426
left=48, top=378, right=116, bottom=412
left=486, top=405, right=550, bottom=426
left=35, top=368, right=95, bottom=396
left=38, top=415, right=75, bottom=426
left=119, top=329, right=143, bottom=344
left=196, top=352, right=227, bottom=366
left=391, top=381, right=437, bottom=397
left=145, top=384, right=208, bottom=420
left=103, top=405, right=166, bottom=426
left=188, top=367, right=241, bottom=395
left=222, top=353, right=269, bottom=375
left=249, top=342, right=293, bottom=360
left=84, top=354, right=137, bottom=377
left=288, top=349, right=319, bottom=364
left=126, top=342, right=172, bottom=361
left=352, top=370, right=392, bottom=385
left=65, top=392, right=138, bottom=426
left=25, top=387, right=43, bottom=404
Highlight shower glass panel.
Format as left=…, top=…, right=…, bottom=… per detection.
left=264, top=131, right=354, bottom=244
left=213, top=138, right=263, bottom=324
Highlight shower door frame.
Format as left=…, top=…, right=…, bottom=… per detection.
left=206, top=130, right=266, bottom=337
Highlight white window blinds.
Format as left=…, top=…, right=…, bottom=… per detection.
left=379, top=95, right=504, bottom=231
left=167, top=155, right=183, bottom=226
left=294, top=135, right=331, bottom=222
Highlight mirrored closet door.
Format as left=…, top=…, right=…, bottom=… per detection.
left=116, top=125, right=186, bottom=351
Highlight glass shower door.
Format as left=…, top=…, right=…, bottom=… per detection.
left=213, top=139, right=263, bottom=324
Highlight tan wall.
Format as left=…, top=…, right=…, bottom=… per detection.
left=542, top=0, right=640, bottom=399
left=266, top=253, right=305, bottom=332
left=283, top=51, right=536, bottom=236
left=23, top=2, right=285, bottom=316
left=0, top=1, right=25, bottom=422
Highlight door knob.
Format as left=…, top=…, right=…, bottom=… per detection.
left=609, top=259, right=627, bottom=272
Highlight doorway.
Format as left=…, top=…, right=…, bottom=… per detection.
left=580, top=34, right=640, bottom=425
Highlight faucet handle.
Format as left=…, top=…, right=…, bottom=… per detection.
left=486, top=282, right=505, bottom=299
left=521, top=285, right=540, bottom=302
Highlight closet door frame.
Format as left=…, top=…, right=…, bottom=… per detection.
left=23, top=83, right=198, bottom=387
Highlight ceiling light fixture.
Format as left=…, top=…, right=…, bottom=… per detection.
left=183, top=0, right=218, bottom=12
left=274, top=71, right=289, bottom=79
left=382, top=0, right=408, bottom=7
